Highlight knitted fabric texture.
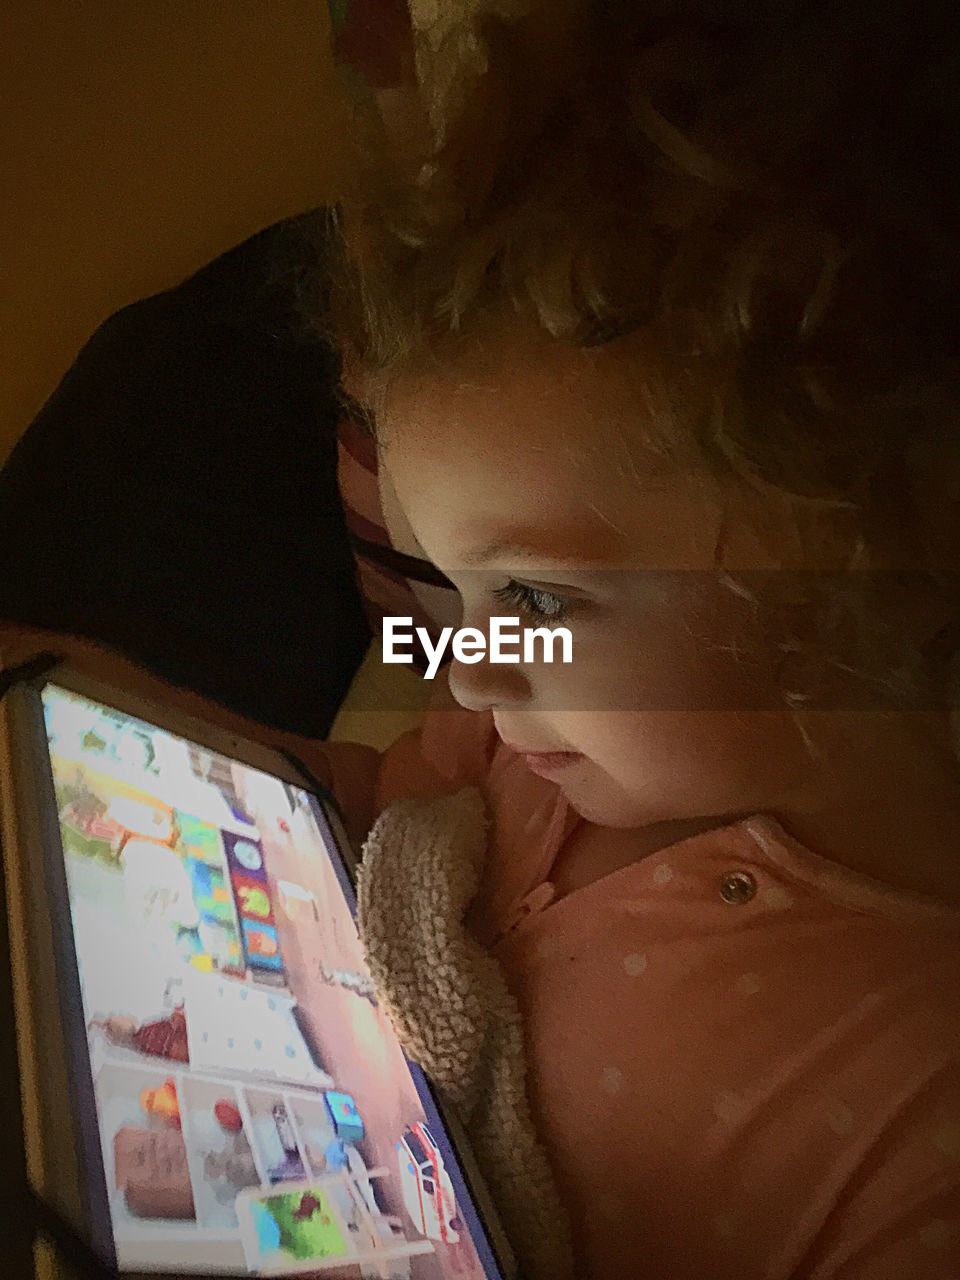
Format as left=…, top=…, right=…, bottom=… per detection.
left=356, top=785, right=574, bottom=1280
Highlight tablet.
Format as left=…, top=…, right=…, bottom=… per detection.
left=0, top=661, right=514, bottom=1280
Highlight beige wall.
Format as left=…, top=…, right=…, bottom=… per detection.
left=1, top=3, right=347, bottom=468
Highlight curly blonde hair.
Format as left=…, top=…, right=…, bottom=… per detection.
left=322, top=0, right=960, bottom=717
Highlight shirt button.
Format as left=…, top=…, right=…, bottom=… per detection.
left=719, top=870, right=758, bottom=904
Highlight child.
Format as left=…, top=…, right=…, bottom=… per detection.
left=310, top=2, right=960, bottom=1275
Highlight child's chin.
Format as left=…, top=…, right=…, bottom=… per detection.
left=560, top=781, right=648, bottom=829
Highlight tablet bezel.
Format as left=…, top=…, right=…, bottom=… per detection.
left=1, top=661, right=516, bottom=1280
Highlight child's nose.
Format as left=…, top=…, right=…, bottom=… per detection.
left=447, top=649, right=529, bottom=713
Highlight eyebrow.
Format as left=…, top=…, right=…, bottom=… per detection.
left=459, top=539, right=615, bottom=571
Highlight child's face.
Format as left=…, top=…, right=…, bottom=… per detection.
left=376, top=325, right=832, bottom=828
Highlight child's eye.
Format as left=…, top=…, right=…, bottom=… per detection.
left=492, top=580, right=569, bottom=624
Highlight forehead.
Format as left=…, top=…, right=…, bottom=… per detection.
left=353, top=326, right=875, bottom=574
left=368, top=326, right=733, bottom=570
left=374, top=325, right=680, bottom=477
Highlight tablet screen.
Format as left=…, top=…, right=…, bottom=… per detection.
left=39, top=682, right=506, bottom=1278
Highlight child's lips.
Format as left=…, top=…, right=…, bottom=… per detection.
left=501, top=739, right=582, bottom=776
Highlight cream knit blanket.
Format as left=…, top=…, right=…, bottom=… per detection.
left=356, top=786, right=575, bottom=1280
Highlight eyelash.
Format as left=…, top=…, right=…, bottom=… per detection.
left=492, top=580, right=569, bottom=624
